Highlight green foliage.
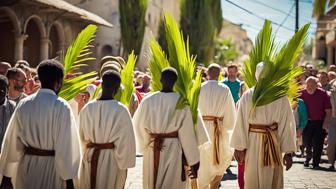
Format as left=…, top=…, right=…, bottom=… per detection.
left=213, top=38, right=239, bottom=66
left=148, top=40, right=170, bottom=92
left=313, top=0, right=335, bottom=18
left=164, top=13, right=200, bottom=124
left=119, top=52, right=136, bottom=106
left=59, top=24, right=98, bottom=101
left=244, top=20, right=309, bottom=110
left=119, top=0, right=147, bottom=56
left=180, top=0, right=222, bottom=65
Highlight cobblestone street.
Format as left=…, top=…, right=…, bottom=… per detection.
left=125, top=155, right=336, bottom=189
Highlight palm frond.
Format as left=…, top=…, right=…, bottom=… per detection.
left=59, top=24, right=98, bottom=101
left=148, top=40, right=170, bottom=91
left=164, top=13, right=200, bottom=125
left=119, top=51, right=136, bottom=106
left=247, top=20, right=309, bottom=110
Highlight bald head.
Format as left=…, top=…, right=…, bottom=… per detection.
left=0, top=62, right=11, bottom=76
left=207, top=63, right=221, bottom=80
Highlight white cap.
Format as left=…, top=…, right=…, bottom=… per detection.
left=85, top=84, right=97, bottom=97
left=255, top=62, right=265, bottom=81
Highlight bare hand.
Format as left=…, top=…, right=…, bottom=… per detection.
left=297, top=129, right=303, bottom=137
left=283, top=153, right=293, bottom=171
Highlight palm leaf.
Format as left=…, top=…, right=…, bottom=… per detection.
left=148, top=39, right=170, bottom=91
left=59, top=24, right=98, bottom=101
left=119, top=51, right=136, bottom=106
left=246, top=20, right=309, bottom=110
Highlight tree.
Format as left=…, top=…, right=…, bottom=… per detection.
left=180, top=0, right=223, bottom=65
left=119, top=0, right=147, bottom=57
left=313, top=0, right=335, bottom=18
left=213, top=38, right=239, bottom=66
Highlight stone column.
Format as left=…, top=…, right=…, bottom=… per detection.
left=327, top=45, right=334, bottom=66
left=40, top=37, right=50, bottom=61
left=14, top=34, right=27, bottom=62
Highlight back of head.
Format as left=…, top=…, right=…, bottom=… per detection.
left=15, top=60, right=30, bottom=68
left=207, top=63, right=221, bottom=80
left=37, top=59, right=64, bottom=89
left=6, top=68, right=22, bottom=80
left=102, top=70, right=121, bottom=91
left=0, top=75, right=9, bottom=88
left=161, top=67, right=178, bottom=88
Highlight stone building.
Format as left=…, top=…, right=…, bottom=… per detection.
left=219, top=20, right=253, bottom=57
left=0, top=0, right=112, bottom=68
left=313, top=5, right=336, bottom=66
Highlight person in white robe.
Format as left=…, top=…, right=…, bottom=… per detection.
left=0, top=60, right=80, bottom=189
left=133, top=68, right=209, bottom=189
left=230, top=63, right=296, bottom=189
left=78, top=70, right=136, bottom=189
left=198, top=64, right=236, bottom=189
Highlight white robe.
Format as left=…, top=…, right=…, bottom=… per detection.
left=230, top=88, right=296, bottom=189
left=78, top=100, right=136, bottom=189
left=0, top=89, right=80, bottom=189
left=133, top=92, right=209, bottom=189
left=198, top=81, right=236, bottom=188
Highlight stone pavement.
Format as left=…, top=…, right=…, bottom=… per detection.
left=125, top=155, right=336, bottom=189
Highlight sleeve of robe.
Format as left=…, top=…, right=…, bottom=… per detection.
left=133, top=100, right=150, bottom=154
left=230, top=93, right=249, bottom=151
left=0, top=108, right=24, bottom=178
left=54, top=103, right=81, bottom=180
left=223, top=89, right=236, bottom=130
left=277, top=97, right=296, bottom=154
left=113, top=107, right=136, bottom=169
left=178, top=108, right=201, bottom=166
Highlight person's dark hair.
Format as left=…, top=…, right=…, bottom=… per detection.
left=0, top=75, right=9, bottom=88
left=102, top=70, right=121, bottom=90
left=6, top=68, right=22, bottom=80
left=161, top=67, right=178, bottom=86
left=37, top=59, right=64, bottom=89
left=227, top=64, right=238, bottom=70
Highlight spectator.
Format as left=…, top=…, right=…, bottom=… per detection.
left=6, top=68, right=27, bottom=104
left=319, top=71, right=331, bottom=91
left=15, top=60, right=29, bottom=68
left=329, top=65, right=336, bottom=72
left=300, top=77, right=332, bottom=169
left=328, top=71, right=336, bottom=82
left=135, top=74, right=143, bottom=87
left=0, top=62, right=11, bottom=76
left=136, top=74, right=151, bottom=94
left=222, top=64, right=241, bottom=103
left=292, top=98, right=308, bottom=157
left=74, top=84, right=97, bottom=114
left=328, top=79, right=336, bottom=170
left=0, top=75, right=16, bottom=149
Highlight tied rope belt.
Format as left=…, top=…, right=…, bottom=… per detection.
left=148, top=130, right=178, bottom=189
left=202, top=116, right=223, bottom=165
left=249, top=123, right=282, bottom=167
left=24, top=146, right=55, bottom=156
left=86, top=142, right=115, bottom=189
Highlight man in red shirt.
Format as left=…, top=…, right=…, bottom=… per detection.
left=300, top=76, right=332, bottom=169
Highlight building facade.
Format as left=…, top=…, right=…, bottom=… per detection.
left=0, top=0, right=111, bottom=68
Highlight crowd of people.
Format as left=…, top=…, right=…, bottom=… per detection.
left=0, top=57, right=335, bottom=189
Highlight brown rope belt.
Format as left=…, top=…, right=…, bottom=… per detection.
left=24, top=146, right=55, bottom=156
left=249, top=123, right=282, bottom=167
left=148, top=130, right=179, bottom=189
left=86, top=142, right=115, bottom=189
left=202, top=116, right=223, bottom=165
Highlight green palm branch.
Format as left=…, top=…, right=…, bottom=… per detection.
left=164, top=13, right=200, bottom=125
left=244, top=20, right=309, bottom=111
left=59, top=24, right=98, bottom=101
left=148, top=40, right=170, bottom=92
left=313, top=0, right=335, bottom=18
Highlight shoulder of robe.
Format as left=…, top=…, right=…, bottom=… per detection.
left=55, top=97, right=72, bottom=111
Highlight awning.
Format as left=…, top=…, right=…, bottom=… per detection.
left=24, top=0, right=113, bottom=28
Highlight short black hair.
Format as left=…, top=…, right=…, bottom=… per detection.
left=37, top=59, right=64, bottom=88
left=0, top=75, right=9, bottom=88
left=102, top=70, right=121, bottom=89
left=161, top=67, right=178, bottom=83
left=6, top=68, right=22, bottom=80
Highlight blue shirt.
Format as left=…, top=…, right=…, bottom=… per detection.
left=297, top=99, right=308, bottom=130
left=222, top=78, right=241, bottom=103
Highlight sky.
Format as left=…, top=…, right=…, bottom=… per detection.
left=221, top=0, right=317, bottom=43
